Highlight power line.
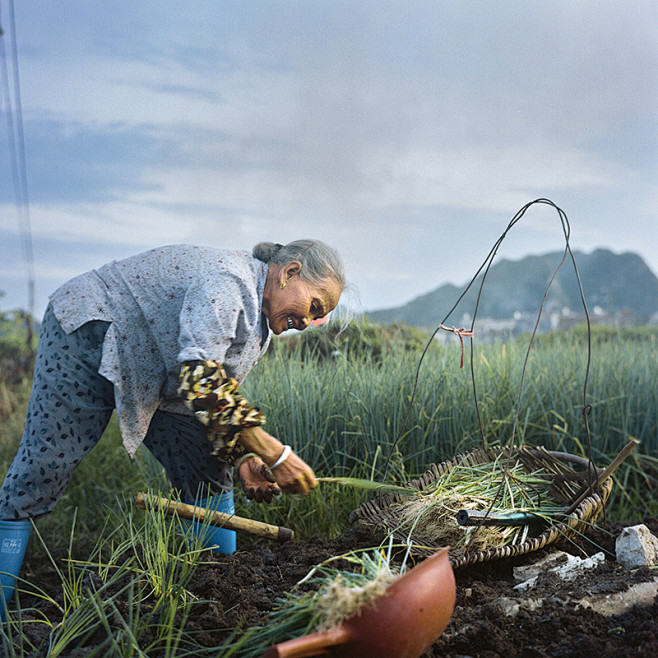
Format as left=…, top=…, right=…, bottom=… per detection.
left=0, top=0, right=35, bottom=325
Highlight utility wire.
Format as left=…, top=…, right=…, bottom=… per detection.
left=0, top=0, right=35, bottom=336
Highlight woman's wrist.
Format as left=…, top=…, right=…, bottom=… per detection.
left=237, top=426, right=283, bottom=465
left=234, top=452, right=260, bottom=470
left=269, top=445, right=291, bottom=469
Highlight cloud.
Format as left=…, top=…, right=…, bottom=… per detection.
left=2, top=0, right=656, bottom=318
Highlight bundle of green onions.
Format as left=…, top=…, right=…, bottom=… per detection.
left=225, top=548, right=399, bottom=657
left=389, top=456, right=565, bottom=552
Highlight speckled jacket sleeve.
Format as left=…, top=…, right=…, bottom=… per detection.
left=178, top=359, right=266, bottom=465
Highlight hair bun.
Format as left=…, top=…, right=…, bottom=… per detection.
left=252, top=242, right=282, bottom=262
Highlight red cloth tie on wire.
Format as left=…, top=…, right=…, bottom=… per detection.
left=438, top=325, right=474, bottom=368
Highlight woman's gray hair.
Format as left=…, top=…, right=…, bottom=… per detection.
left=252, top=239, right=345, bottom=288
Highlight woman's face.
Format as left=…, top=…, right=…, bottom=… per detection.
left=263, top=261, right=342, bottom=335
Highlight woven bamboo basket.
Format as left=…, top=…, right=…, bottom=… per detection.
left=349, top=445, right=613, bottom=568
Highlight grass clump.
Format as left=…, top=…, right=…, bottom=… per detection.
left=1, top=491, right=213, bottom=657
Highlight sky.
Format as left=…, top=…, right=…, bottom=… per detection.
left=1, top=1, right=657, bottom=320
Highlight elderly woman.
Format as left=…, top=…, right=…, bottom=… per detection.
left=0, top=239, right=344, bottom=614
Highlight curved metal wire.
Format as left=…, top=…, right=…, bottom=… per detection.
left=383, top=199, right=594, bottom=487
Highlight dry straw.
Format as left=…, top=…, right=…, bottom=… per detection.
left=313, top=560, right=397, bottom=631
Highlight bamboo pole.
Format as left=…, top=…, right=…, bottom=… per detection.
left=564, top=437, right=640, bottom=516
left=135, top=492, right=294, bottom=542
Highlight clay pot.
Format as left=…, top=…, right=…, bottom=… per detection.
left=263, top=547, right=456, bottom=658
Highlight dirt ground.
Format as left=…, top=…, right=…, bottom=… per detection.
left=16, top=515, right=658, bottom=656
left=182, top=515, right=658, bottom=657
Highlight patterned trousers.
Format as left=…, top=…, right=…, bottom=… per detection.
left=0, top=304, right=231, bottom=521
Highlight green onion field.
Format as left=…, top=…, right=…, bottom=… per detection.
left=0, top=321, right=656, bottom=655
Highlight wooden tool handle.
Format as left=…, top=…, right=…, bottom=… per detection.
left=135, top=492, right=294, bottom=542
left=262, top=625, right=353, bottom=657
left=564, top=437, right=640, bottom=516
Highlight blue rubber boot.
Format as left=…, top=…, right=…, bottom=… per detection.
left=0, top=520, right=32, bottom=622
left=186, top=491, right=236, bottom=554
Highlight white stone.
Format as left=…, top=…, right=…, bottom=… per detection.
left=553, top=551, right=606, bottom=582
left=513, top=551, right=574, bottom=582
left=513, top=552, right=605, bottom=592
left=615, top=524, right=658, bottom=569
left=499, top=577, right=658, bottom=618
left=577, top=578, right=658, bottom=616
left=492, top=596, right=521, bottom=617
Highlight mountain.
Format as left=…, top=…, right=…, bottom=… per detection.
left=366, top=249, right=658, bottom=328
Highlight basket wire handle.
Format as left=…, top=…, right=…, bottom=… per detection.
left=384, top=199, right=595, bottom=483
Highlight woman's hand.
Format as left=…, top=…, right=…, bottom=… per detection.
left=268, top=449, right=318, bottom=495
left=238, top=427, right=318, bottom=496
left=237, top=456, right=281, bottom=503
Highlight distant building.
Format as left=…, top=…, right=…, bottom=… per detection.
left=437, top=303, right=648, bottom=342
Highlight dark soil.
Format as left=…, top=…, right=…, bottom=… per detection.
left=16, top=516, right=658, bottom=657
left=182, top=516, right=658, bottom=657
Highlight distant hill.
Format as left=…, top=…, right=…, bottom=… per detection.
left=366, top=249, right=658, bottom=328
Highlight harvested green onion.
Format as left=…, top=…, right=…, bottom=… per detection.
left=390, top=457, right=564, bottom=552
left=224, top=548, right=399, bottom=657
